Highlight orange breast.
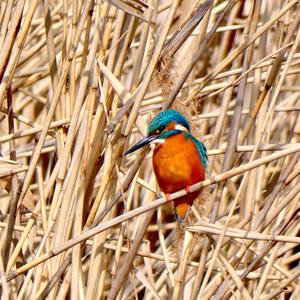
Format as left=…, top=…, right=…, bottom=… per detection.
left=152, top=133, right=205, bottom=220
left=153, top=132, right=205, bottom=197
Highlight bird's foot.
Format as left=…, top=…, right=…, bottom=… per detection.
left=164, top=193, right=171, bottom=202
left=185, top=185, right=191, bottom=193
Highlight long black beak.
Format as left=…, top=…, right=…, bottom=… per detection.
left=125, top=135, right=158, bottom=155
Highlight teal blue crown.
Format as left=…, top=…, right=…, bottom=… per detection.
left=147, top=109, right=190, bottom=134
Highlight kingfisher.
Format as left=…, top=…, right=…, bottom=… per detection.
left=125, top=109, right=207, bottom=222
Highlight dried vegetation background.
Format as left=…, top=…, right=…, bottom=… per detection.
left=0, top=0, right=300, bottom=299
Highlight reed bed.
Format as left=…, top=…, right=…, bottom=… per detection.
left=0, top=0, right=300, bottom=299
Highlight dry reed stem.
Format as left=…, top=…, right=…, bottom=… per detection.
left=3, top=144, right=300, bottom=281
left=0, top=1, right=300, bottom=299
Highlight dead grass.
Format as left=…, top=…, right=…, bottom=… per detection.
left=0, top=0, right=300, bottom=299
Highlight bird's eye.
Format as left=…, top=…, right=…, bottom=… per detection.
left=155, top=126, right=165, bottom=134
left=150, top=126, right=165, bottom=136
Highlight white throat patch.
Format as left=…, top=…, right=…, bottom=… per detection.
left=150, top=139, right=165, bottom=145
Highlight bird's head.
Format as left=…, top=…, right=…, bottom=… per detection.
left=125, top=109, right=190, bottom=155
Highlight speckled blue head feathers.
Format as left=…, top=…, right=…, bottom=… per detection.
left=147, top=109, right=190, bottom=135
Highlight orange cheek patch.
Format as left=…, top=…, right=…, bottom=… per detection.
left=166, top=122, right=176, bottom=130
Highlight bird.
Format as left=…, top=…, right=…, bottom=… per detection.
left=125, top=109, right=207, bottom=222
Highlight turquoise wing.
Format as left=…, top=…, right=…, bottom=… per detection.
left=185, top=133, right=208, bottom=168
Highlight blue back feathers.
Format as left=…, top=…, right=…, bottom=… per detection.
left=188, top=133, right=208, bottom=168
left=148, top=109, right=190, bottom=134
left=148, top=110, right=207, bottom=168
